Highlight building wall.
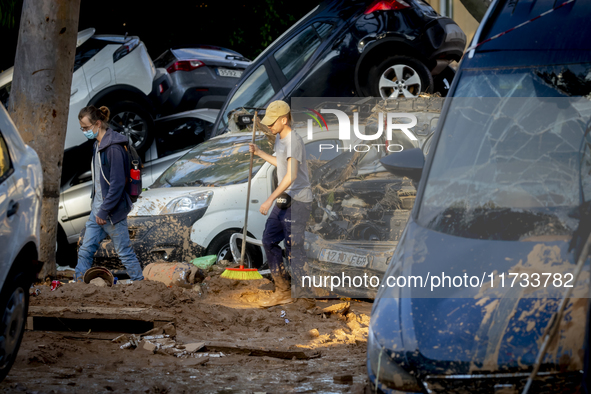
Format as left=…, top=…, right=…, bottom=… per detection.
left=425, top=0, right=480, bottom=48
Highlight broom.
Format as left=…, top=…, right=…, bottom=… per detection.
left=221, top=112, right=263, bottom=280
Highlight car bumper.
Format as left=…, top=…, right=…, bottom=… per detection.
left=164, top=67, right=240, bottom=111
left=304, top=232, right=397, bottom=298
left=421, top=18, right=466, bottom=63
left=148, top=68, right=173, bottom=110
left=89, top=207, right=208, bottom=269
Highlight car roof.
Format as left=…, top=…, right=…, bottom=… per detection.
left=1, top=27, right=102, bottom=86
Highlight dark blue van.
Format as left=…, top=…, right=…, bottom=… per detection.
left=369, top=0, right=591, bottom=392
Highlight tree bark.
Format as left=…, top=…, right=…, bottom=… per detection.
left=459, top=0, right=492, bottom=22
left=7, top=0, right=80, bottom=278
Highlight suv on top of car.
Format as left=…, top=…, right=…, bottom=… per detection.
left=0, top=104, right=43, bottom=381
left=210, top=0, right=465, bottom=138
left=154, top=45, right=251, bottom=112
left=0, top=28, right=172, bottom=154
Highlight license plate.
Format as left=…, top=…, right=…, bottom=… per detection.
left=217, top=68, right=242, bottom=78
left=319, top=249, right=369, bottom=267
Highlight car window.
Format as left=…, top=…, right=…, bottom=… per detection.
left=151, top=134, right=274, bottom=188
left=313, top=22, right=333, bottom=39
left=155, top=117, right=210, bottom=158
left=217, top=64, right=275, bottom=134
left=273, top=25, right=322, bottom=81
left=0, top=83, right=10, bottom=109
left=74, top=38, right=110, bottom=72
left=0, top=131, right=13, bottom=184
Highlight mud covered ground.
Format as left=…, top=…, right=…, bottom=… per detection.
left=0, top=274, right=372, bottom=393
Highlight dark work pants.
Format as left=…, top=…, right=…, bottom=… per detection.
left=262, top=200, right=312, bottom=293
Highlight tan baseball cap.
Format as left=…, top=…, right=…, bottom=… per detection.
left=261, top=100, right=290, bottom=126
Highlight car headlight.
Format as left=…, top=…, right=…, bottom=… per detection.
left=159, top=191, right=213, bottom=215
left=367, top=325, right=423, bottom=392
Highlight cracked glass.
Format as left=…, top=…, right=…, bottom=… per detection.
left=418, top=64, right=591, bottom=240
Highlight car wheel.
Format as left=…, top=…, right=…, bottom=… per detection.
left=0, top=272, right=28, bottom=382
left=433, top=65, right=456, bottom=97
left=369, top=56, right=434, bottom=99
left=206, top=231, right=264, bottom=269
left=107, top=101, right=154, bottom=154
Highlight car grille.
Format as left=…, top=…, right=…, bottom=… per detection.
left=422, top=371, right=582, bottom=394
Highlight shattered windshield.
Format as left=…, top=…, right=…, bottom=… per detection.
left=419, top=65, right=591, bottom=240
left=151, top=134, right=273, bottom=188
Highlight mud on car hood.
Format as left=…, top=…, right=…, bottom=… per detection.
left=370, top=218, right=587, bottom=391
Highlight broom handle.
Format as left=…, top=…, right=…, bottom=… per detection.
left=240, top=112, right=257, bottom=268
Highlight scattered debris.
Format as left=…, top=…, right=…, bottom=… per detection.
left=50, top=281, right=62, bottom=291
left=280, top=310, right=286, bottom=318
left=322, top=302, right=350, bottom=315
left=308, top=329, right=320, bottom=338
left=184, top=342, right=205, bottom=353
left=143, top=262, right=205, bottom=288
left=89, top=277, right=108, bottom=287
left=334, top=374, right=353, bottom=384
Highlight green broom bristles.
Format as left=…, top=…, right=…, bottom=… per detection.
left=220, top=266, right=263, bottom=280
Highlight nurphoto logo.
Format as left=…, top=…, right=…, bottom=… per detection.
left=305, top=108, right=418, bottom=153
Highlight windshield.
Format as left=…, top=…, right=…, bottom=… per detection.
left=151, top=134, right=274, bottom=189
left=215, top=64, right=276, bottom=135
left=418, top=64, right=591, bottom=241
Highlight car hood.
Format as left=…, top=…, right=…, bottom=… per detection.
left=130, top=187, right=215, bottom=216
left=372, top=218, right=587, bottom=376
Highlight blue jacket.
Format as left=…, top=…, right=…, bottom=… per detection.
left=91, top=128, right=132, bottom=224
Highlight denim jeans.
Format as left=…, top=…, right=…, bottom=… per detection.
left=262, top=200, right=312, bottom=293
left=75, top=214, right=144, bottom=281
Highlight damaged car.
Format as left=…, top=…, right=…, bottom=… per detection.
left=367, top=0, right=591, bottom=392
left=296, top=97, right=443, bottom=299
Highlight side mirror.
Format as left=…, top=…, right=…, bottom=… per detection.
left=380, top=148, right=424, bottom=184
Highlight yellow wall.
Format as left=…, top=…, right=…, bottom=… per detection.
left=425, top=0, right=480, bottom=48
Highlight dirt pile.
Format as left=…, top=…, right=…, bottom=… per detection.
left=10, top=274, right=372, bottom=393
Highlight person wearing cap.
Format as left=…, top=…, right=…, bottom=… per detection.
left=249, top=100, right=313, bottom=307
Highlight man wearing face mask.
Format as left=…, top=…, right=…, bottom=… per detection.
left=74, top=105, right=144, bottom=282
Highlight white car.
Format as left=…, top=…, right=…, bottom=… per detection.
left=0, top=28, right=172, bottom=154
left=57, top=109, right=218, bottom=266
left=0, top=104, right=43, bottom=380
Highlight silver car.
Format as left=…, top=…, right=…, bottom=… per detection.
left=0, top=104, right=43, bottom=380
left=56, top=109, right=218, bottom=266
left=154, top=45, right=251, bottom=112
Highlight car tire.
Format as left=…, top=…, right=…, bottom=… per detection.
left=433, top=65, right=456, bottom=97
left=0, top=271, right=29, bottom=382
left=206, top=231, right=264, bottom=269
left=369, top=56, right=434, bottom=99
left=105, top=101, right=154, bottom=154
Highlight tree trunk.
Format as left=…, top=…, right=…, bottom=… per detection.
left=7, top=0, right=80, bottom=279
left=459, top=0, right=492, bottom=22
